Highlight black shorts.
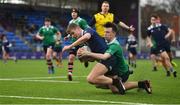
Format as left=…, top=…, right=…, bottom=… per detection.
left=163, top=43, right=171, bottom=53
left=151, top=41, right=171, bottom=55
left=151, top=47, right=166, bottom=55
left=43, top=43, right=55, bottom=54
left=100, top=55, right=122, bottom=77
left=150, top=47, right=157, bottom=55
left=100, top=55, right=130, bottom=83
left=3, top=47, right=10, bottom=53
left=119, top=71, right=130, bottom=83
left=151, top=45, right=170, bottom=55
left=53, top=46, right=62, bottom=53
left=128, top=48, right=137, bottom=55
left=100, top=55, right=117, bottom=73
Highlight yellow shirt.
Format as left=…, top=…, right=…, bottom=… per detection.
left=94, top=12, right=114, bottom=37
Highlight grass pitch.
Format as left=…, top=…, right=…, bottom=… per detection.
left=0, top=59, right=180, bottom=104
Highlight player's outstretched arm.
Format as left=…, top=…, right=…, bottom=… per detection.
left=62, top=33, right=91, bottom=52
left=119, top=21, right=135, bottom=31
left=78, top=48, right=111, bottom=60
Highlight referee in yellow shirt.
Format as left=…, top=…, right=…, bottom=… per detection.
left=90, top=1, right=135, bottom=37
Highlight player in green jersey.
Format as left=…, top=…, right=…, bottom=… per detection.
left=36, top=18, right=61, bottom=74
left=78, top=22, right=152, bottom=95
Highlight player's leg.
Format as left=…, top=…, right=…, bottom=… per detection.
left=160, top=58, right=170, bottom=76
left=160, top=51, right=177, bottom=77
left=150, top=54, right=157, bottom=71
left=87, top=55, right=125, bottom=95
left=128, top=52, right=132, bottom=65
left=2, top=49, right=8, bottom=63
left=67, top=52, right=75, bottom=81
left=87, top=63, right=125, bottom=94
left=53, top=51, right=61, bottom=67
left=2, top=47, right=16, bottom=63
left=58, top=51, right=63, bottom=66
left=87, top=63, right=111, bottom=84
left=155, top=54, right=162, bottom=67
left=128, top=52, right=133, bottom=67
left=131, top=48, right=137, bottom=68
left=132, top=55, right=137, bottom=68
left=59, top=46, right=63, bottom=66
left=45, top=46, right=54, bottom=74
left=108, top=72, right=152, bottom=94
left=6, top=47, right=17, bottom=62
left=166, top=48, right=177, bottom=67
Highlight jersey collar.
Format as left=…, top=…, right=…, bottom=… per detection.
left=44, top=25, right=52, bottom=28
left=73, top=17, right=80, bottom=20
left=150, top=23, right=162, bottom=28
left=107, top=38, right=116, bottom=45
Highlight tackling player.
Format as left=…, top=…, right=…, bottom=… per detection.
left=78, top=22, right=152, bottom=94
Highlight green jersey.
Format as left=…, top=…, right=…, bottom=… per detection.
left=38, top=25, right=58, bottom=46
left=69, top=17, right=90, bottom=42
left=105, top=39, right=129, bottom=76
left=69, top=17, right=90, bottom=30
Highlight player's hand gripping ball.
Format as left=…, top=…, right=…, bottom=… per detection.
left=77, top=46, right=95, bottom=62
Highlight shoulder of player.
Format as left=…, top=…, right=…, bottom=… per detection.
left=83, top=30, right=91, bottom=37
left=50, top=25, right=57, bottom=28
left=159, top=24, right=168, bottom=28
left=69, top=19, right=74, bottom=24
left=41, top=26, right=45, bottom=29
left=108, top=43, right=121, bottom=52
left=108, top=40, right=120, bottom=47
left=78, top=17, right=87, bottom=23
left=147, top=25, right=154, bottom=30
left=108, top=12, right=114, bottom=15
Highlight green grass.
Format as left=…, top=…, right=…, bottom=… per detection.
left=0, top=59, right=180, bottom=104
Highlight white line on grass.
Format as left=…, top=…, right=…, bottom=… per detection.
left=0, top=95, right=151, bottom=105
left=0, top=76, right=86, bottom=80
left=0, top=79, right=79, bottom=83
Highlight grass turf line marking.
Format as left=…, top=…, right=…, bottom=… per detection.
left=0, top=76, right=86, bottom=80
left=0, top=79, right=79, bottom=83
left=0, top=95, right=151, bottom=105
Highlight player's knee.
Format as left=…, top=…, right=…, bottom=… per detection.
left=150, top=54, right=156, bottom=59
left=69, top=55, right=75, bottom=61
left=52, top=55, right=56, bottom=59
left=129, top=53, right=133, bottom=58
left=165, top=56, right=170, bottom=62
left=87, top=76, right=96, bottom=84
left=46, top=54, right=51, bottom=59
left=162, top=54, right=170, bottom=61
